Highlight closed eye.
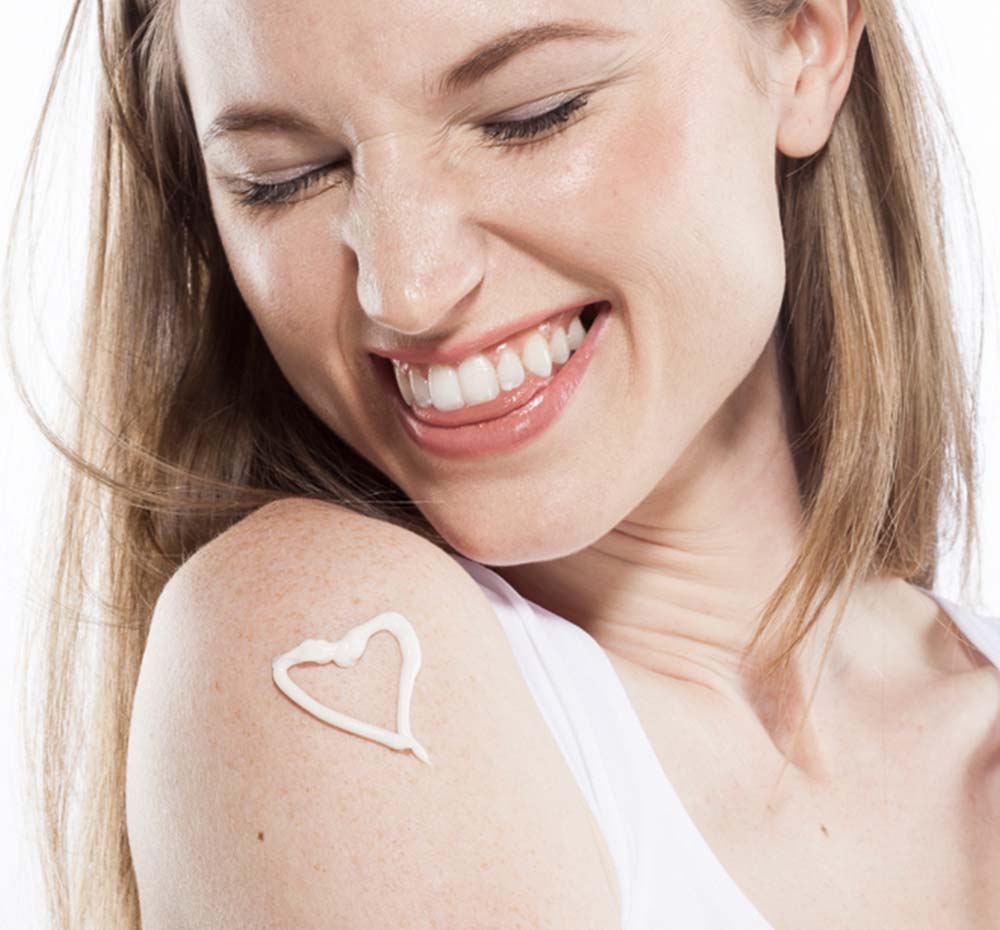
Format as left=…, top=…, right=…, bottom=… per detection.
left=479, top=90, right=591, bottom=144
left=226, top=91, right=593, bottom=210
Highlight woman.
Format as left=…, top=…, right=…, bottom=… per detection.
left=8, top=0, right=996, bottom=927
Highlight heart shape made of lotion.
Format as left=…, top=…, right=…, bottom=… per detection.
left=271, top=611, right=431, bottom=766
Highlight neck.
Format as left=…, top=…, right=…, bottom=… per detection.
left=493, top=337, right=942, bottom=768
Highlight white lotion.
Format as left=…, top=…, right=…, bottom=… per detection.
left=272, top=610, right=431, bottom=766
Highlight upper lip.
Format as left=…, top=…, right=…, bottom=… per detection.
left=367, top=299, right=605, bottom=367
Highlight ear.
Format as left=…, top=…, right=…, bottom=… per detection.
left=775, top=0, right=867, bottom=158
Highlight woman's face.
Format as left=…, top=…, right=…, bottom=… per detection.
left=177, top=0, right=797, bottom=564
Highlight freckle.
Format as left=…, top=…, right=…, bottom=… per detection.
left=820, top=824, right=829, bottom=836
left=257, top=831, right=264, bottom=841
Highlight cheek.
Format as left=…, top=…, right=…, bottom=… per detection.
left=212, top=201, right=360, bottom=400
left=544, top=84, right=784, bottom=498
left=211, top=206, right=375, bottom=448
left=217, top=217, right=323, bottom=345
left=494, top=62, right=784, bottom=317
left=556, top=59, right=786, bottom=429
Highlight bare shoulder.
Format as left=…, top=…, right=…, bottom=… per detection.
left=126, top=497, right=620, bottom=930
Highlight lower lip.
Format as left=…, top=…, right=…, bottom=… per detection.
left=378, top=303, right=613, bottom=460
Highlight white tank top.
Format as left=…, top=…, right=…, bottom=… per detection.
left=447, top=552, right=1000, bottom=930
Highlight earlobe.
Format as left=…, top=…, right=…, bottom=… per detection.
left=775, top=0, right=867, bottom=159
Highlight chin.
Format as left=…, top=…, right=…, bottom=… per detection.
left=427, top=501, right=615, bottom=568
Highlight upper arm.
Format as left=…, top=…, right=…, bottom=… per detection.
left=126, top=498, right=620, bottom=930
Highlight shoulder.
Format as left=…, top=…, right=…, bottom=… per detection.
left=900, top=582, right=1000, bottom=783
left=150, top=496, right=495, bottom=650
left=126, top=497, right=620, bottom=930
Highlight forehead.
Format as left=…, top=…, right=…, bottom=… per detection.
left=174, top=0, right=655, bottom=128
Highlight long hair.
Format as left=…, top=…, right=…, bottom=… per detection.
left=4, top=0, right=985, bottom=926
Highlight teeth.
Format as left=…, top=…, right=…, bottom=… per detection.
left=457, top=353, right=500, bottom=405
left=496, top=348, right=525, bottom=391
left=549, top=325, right=570, bottom=365
left=522, top=332, right=553, bottom=378
left=394, top=364, right=415, bottom=405
left=428, top=364, right=465, bottom=411
left=409, top=368, right=433, bottom=407
left=391, top=308, right=596, bottom=412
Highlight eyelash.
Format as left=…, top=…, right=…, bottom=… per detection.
left=230, top=91, right=592, bottom=209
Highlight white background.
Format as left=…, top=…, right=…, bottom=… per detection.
left=2, top=2, right=998, bottom=926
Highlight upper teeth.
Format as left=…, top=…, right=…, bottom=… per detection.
left=392, top=311, right=589, bottom=411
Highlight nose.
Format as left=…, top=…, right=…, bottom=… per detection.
left=340, top=132, right=486, bottom=337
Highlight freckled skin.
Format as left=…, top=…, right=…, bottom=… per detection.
left=176, top=0, right=968, bottom=773
left=177, top=0, right=788, bottom=638
left=174, top=3, right=1000, bottom=924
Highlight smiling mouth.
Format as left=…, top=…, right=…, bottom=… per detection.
left=372, top=301, right=608, bottom=428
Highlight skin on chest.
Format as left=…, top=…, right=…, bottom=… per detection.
left=675, top=760, right=998, bottom=929
left=607, top=654, right=1000, bottom=929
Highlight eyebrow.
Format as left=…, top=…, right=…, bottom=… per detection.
left=199, top=19, right=630, bottom=151
left=432, top=19, right=630, bottom=97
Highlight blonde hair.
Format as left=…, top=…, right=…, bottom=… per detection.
left=3, top=0, right=985, bottom=926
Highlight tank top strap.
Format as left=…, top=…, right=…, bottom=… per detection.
left=448, top=557, right=1000, bottom=929
left=446, top=553, right=637, bottom=924
left=917, top=586, right=1000, bottom=671
left=447, top=553, right=779, bottom=930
